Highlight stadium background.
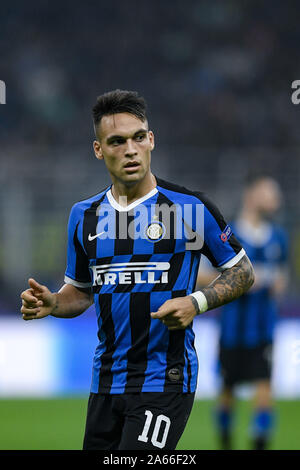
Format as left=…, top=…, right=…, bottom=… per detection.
left=0, top=0, right=300, bottom=449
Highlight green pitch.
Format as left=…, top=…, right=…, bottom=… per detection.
left=0, top=398, right=299, bottom=450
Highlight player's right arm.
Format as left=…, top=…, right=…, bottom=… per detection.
left=21, top=201, right=94, bottom=321
left=20, top=278, right=93, bottom=321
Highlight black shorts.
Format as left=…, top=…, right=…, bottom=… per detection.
left=83, top=391, right=195, bottom=450
left=219, top=343, right=273, bottom=387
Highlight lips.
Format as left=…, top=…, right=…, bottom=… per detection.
left=123, top=161, right=141, bottom=173
left=124, top=161, right=140, bottom=168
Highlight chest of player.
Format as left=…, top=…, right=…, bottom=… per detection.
left=81, top=206, right=195, bottom=259
left=81, top=204, right=200, bottom=291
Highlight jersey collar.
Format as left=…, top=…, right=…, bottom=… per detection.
left=106, top=187, right=158, bottom=212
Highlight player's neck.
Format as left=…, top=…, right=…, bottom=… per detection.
left=111, top=172, right=156, bottom=207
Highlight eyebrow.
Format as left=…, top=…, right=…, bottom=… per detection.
left=106, top=128, right=148, bottom=144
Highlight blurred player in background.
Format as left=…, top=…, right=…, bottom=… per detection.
left=20, top=90, right=255, bottom=450
left=197, top=175, right=288, bottom=450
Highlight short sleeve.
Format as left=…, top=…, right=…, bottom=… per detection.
left=196, top=192, right=245, bottom=270
left=64, top=204, right=92, bottom=288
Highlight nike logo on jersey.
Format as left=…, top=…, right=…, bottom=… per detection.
left=88, top=231, right=105, bottom=241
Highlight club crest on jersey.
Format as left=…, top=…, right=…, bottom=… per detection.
left=220, top=225, right=232, bottom=243
left=145, top=221, right=166, bottom=242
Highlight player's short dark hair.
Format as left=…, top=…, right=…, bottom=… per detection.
left=92, top=89, right=147, bottom=136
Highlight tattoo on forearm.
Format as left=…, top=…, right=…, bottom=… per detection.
left=201, top=255, right=255, bottom=311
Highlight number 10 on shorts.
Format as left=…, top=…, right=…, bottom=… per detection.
left=138, top=410, right=171, bottom=449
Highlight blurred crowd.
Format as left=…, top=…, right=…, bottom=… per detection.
left=0, top=0, right=299, bottom=310
left=1, top=0, right=300, bottom=147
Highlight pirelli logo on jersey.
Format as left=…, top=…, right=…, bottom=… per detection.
left=91, top=261, right=170, bottom=286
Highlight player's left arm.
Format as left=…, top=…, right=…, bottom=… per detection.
left=198, top=253, right=254, bottom=311
left=151, top=254, right=254, bottom=330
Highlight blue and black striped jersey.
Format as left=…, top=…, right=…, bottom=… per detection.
left=64, top=178, right=244, bottom=394
left=219, top=219, right=288, bottom=348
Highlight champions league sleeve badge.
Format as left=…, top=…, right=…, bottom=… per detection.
left=220, top=225, right=233, bottom=243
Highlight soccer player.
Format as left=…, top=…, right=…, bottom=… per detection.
left=20, top=90, right=254, bottom=450
left=198, top=175, right=288, bottom=450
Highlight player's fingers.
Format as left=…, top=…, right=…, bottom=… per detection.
left=21, top=300, right=43, bottom=312
left=151, top=310, right=165, bottom=319
left=28, top=278, right=45, bottom=292
left=21, top=305, right=40, bottom=315
left=151, top=305, right=176, bottom=319
left=152, top=307, right=181, bottom=319
left=151, top=299, right=174, bottom=318
left=20, top=290, right=38, bottom=304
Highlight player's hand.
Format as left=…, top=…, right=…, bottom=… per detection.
left=150, top=296, right=198, bottom=330
left=20, top=278, right=56, bottom=321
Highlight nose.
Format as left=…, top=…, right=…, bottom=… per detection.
left=125, top=139, right=137, bottom=157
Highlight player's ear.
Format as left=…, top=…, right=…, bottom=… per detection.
left=149, top=130, right=155, bottom=151
left=93, top=140, right=104, bottom=160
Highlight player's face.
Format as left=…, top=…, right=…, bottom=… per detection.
left=93, top=113, right=154, bottom=186
left=250, top=179, right=282, bottom=217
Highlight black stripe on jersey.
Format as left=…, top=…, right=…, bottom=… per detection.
left=96, top=293, right=115, bottom=393
left=152, top=251, right=186, bottom=292
left=153, top=191, right=176, bottom=254
left=82, top=194, right=107, bottom=259
left=163, top=289, right=187, bottom=392
left=124, top=292, right=151, bottom=392
left=113, top=254, right=153, bottom=293
left=155, top=177, right=196, bottom=196
left=73, top=222, right=91, bottom=283
left=114, top=209, right=135, bottom=256
left=200, top=245, right=218, bottom=269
